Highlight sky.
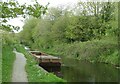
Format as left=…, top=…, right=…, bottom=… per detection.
left=6, top=0, right=80, bottom=32
left=6, top=0, right=119, bottom=32
left=18, top=0, right=79, bottom=6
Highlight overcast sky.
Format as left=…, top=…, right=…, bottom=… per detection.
left=18, top=0, right=79, bottom=6
left=7, top=0, right=80, bottom=32
left=6, top=0, right=119, bottom=32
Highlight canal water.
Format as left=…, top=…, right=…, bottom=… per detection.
left=40, top=58, right=120, bottom=82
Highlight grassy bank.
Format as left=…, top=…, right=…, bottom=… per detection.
left=15, top=44, right=66, bottom=82
left=37, top=36, right=119, bottom=67
left=2, top=45, right=16, bottom=82
left=0, top=42, right=2, bottom=83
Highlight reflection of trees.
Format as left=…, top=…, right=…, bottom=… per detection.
left=62, top=58, right=119, bottom=82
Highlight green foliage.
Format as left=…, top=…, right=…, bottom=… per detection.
left=100, top=2, right=115, bottom=22
left=45, top=7, right=63, bottom=20
left=0, top=33, right=1, bottom=83
left=1, top=0, right=48, bottom=31
left=33, top=19, right=53, bottom=49
left=2, top=45, right=15, bottom=82
left=40, top=36, right=118, bottom=66
left=99, top=50, right=118, bottom=65
left=2, top=31, right=17, bottom=46
left=1, top=0, right=47, bottom=19
left=51, top=16, right=68, bottom=42
left=19, top=17, right=39, bottom=46
left=17, top=2, right=118, bottom=67
left=14, top=44, right=66, bottom=82
left=66, top=16, right=96, bottom=42
left=19, top=1, right=117, bottom=45
left=1, top=30, right=18, bottom=82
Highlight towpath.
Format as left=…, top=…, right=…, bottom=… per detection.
left=12, top=50, right=28, bottom=82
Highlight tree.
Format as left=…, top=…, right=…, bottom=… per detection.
left=65, top=16, right=96, bottom=42
left=0, top=0, right=48, bottom=31
left=51, top=15, right=69, bottom=43
left=19, top=17, right=39, bottom=46
left=43, top=7, right=63, bottom=21
left=100, top=2, right=114, bottom=22
left=32, top=18, right=53, bottom=49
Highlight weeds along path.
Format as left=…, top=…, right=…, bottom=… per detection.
left=12, top=50, right=28, bottom=82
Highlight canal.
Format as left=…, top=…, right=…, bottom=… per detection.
left=41, top=57, right=120, bottom=82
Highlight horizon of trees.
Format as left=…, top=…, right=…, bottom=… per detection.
left=18, top=2, right=118, bottom=50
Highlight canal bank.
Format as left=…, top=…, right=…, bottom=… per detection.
left=32, top=53, right=119, bottom=82
left=14, top=44, right=66, bottom=82
left=31, top=54, right=120, bottom=82
left=24, top=49, right=120, bottom=82
left=19, top=46, right=120, bottom=82
left=36, top=37, right=119, bottom=68
left=27, top=38, right=119, bottom=82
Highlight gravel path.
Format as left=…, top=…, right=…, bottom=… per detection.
left=12, top=51, right=28, bottom=82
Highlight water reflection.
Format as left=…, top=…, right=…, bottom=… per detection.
left=39, top=58, right=120, bottom=82
left=61, top=58, right=120, bottom=82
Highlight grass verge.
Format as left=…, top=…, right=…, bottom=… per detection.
left=15, top=44, right=66, bottom=82
left=0, top=57, right=1, bottom=83
left=2, top=45, right=15, bottom=82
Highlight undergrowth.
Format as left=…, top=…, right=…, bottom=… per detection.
left=38, top=36, right=119, bottom=66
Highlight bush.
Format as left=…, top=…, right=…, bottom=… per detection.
left=38, top=36, right=118, bottom=66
